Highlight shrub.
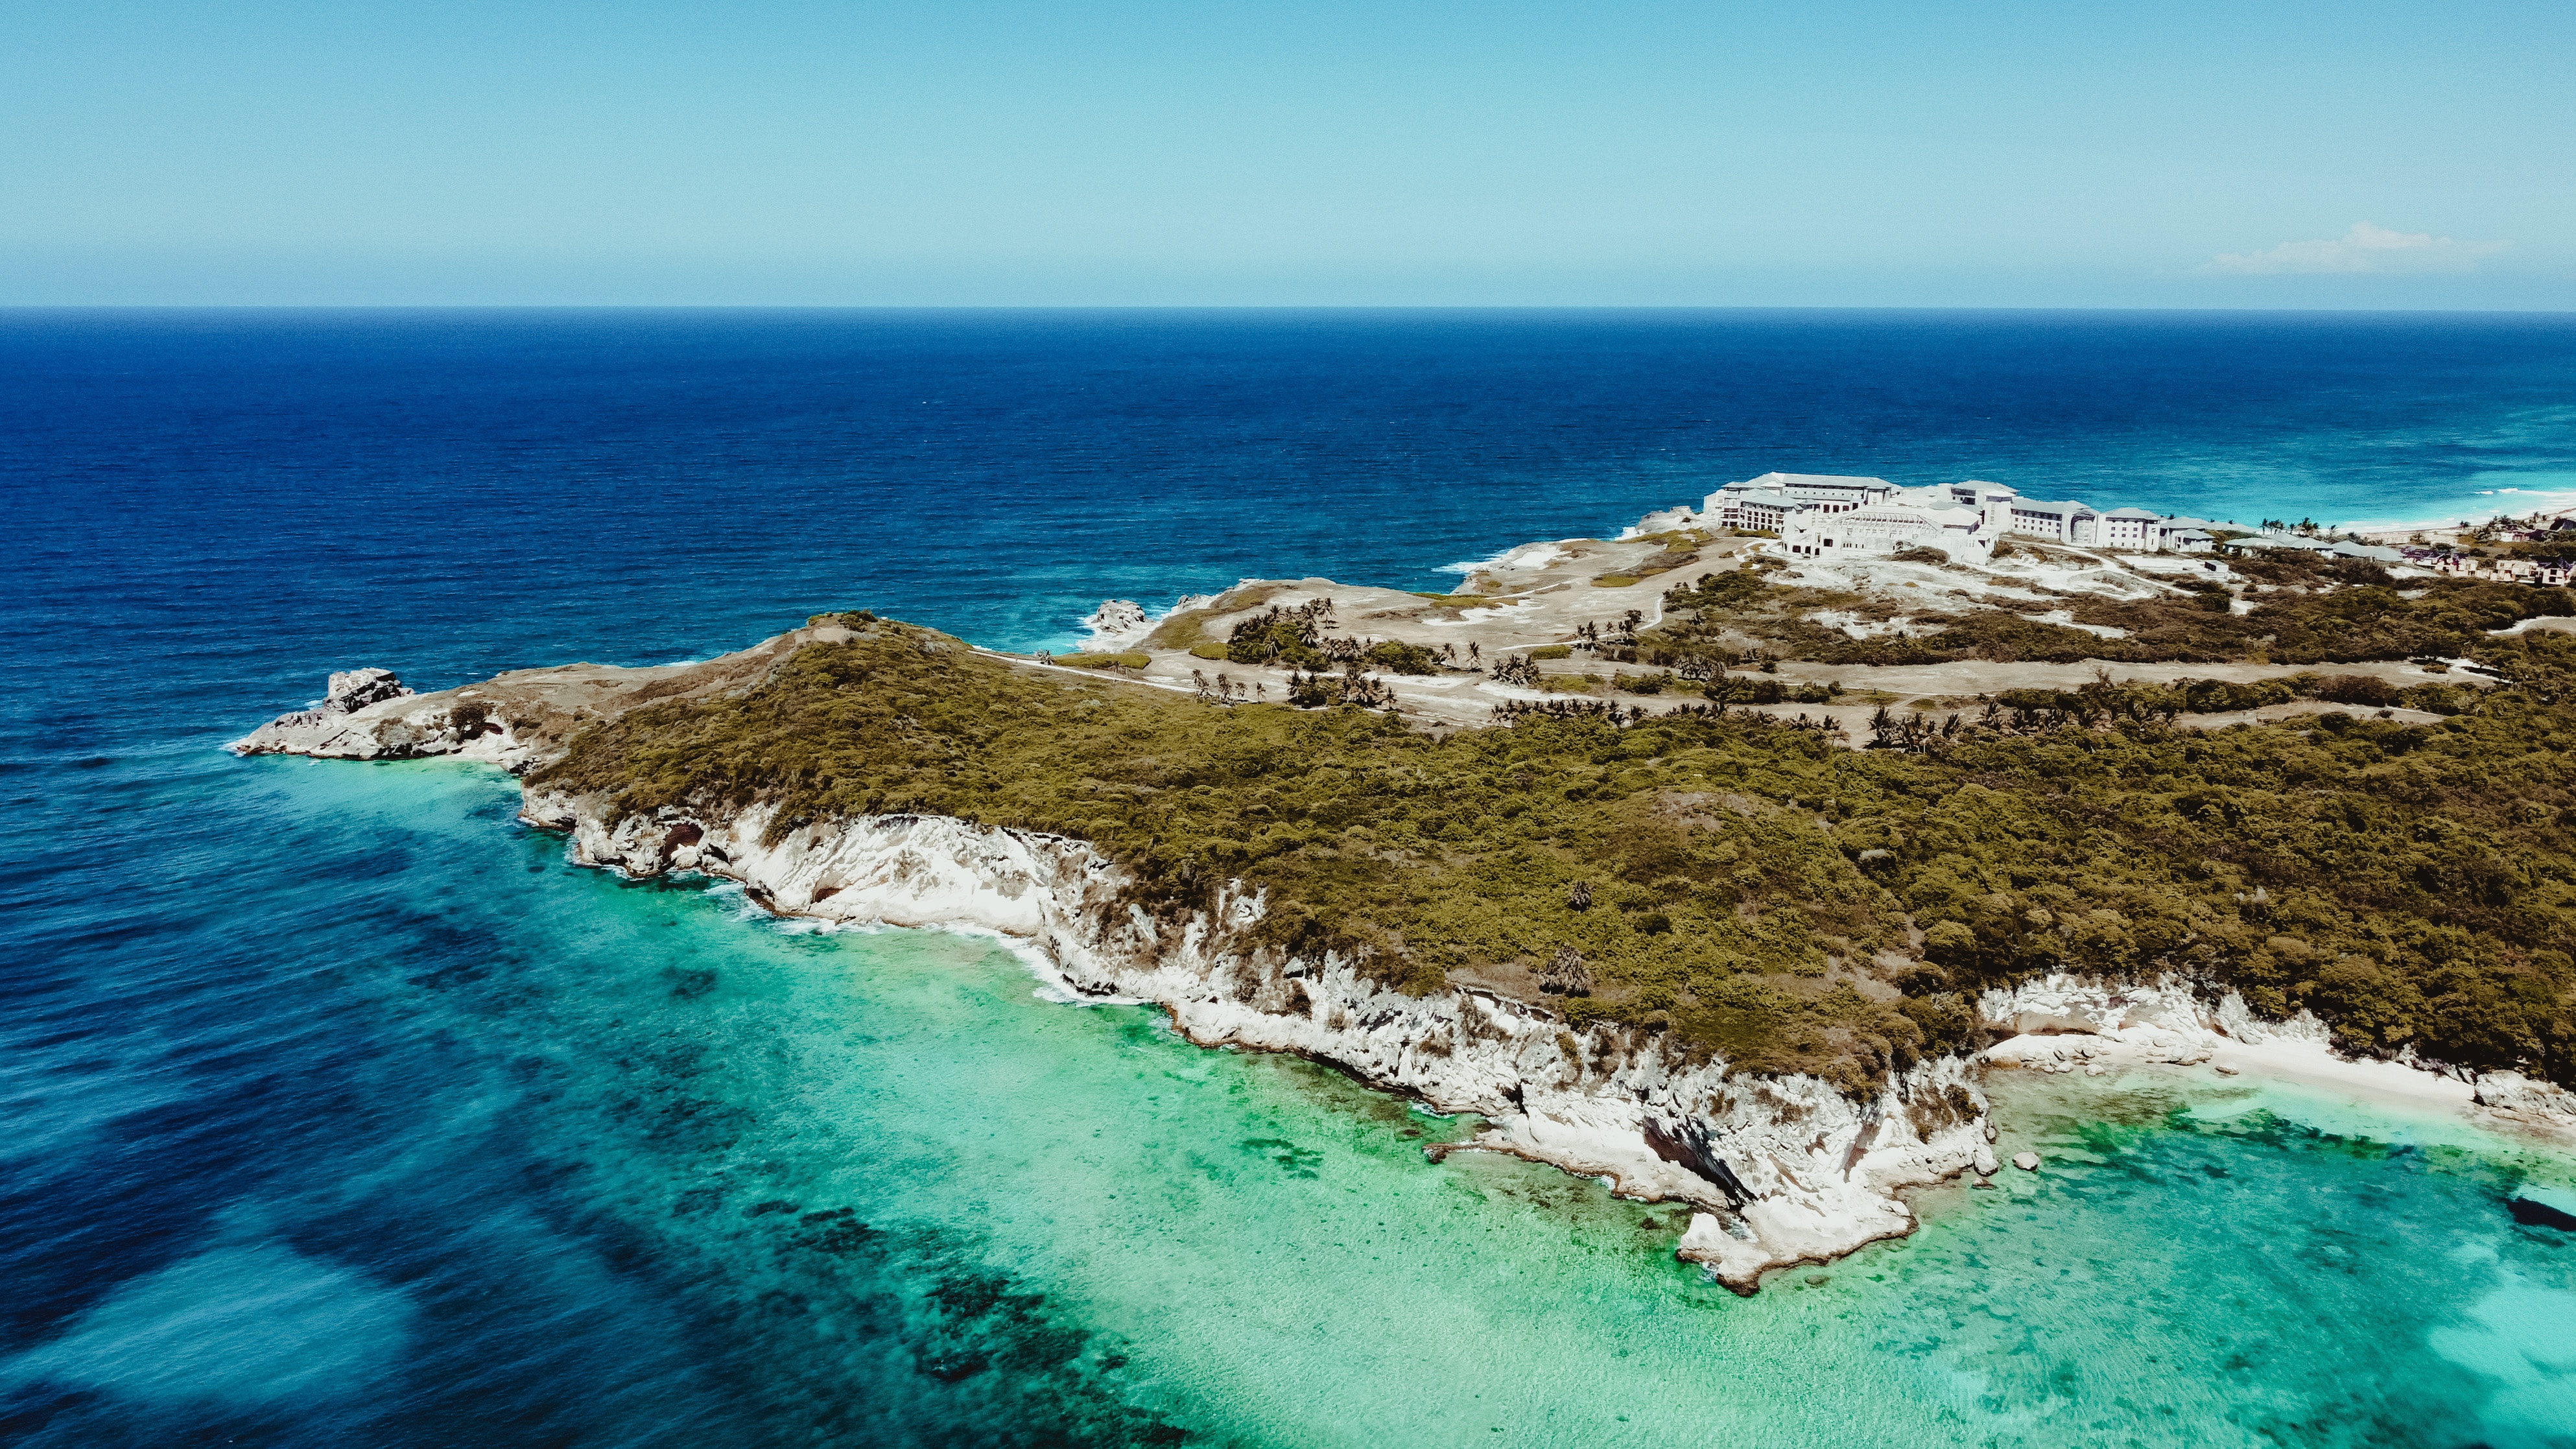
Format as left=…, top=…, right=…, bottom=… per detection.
left=1058, top=651, right=1150, bottom=670
left=1362, top=640, right=1440, bottom=676
left=2315, top=674, right=2400, bottom=707
left=1530, top=645, right=1574, bottom=661
left=1227, top=608, right=1329, bottom=668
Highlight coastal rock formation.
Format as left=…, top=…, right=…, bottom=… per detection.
left=227, top=667, right=524, bottom=764
left=517, top=791, right=1992, bottom=1293
left=1976, top=975, right=2334, bottom=1073
left=1081, top=599, right=1154, bottom=648
left=2472, top=1072, right=2576, bottom=1131
left=226, top=630, right=813, bottom=772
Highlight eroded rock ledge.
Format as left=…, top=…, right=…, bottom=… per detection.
left=523, top=794, right=1994, bottom=1291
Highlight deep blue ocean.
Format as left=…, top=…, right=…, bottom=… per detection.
left=8, top=309, right=2576, bottom=1448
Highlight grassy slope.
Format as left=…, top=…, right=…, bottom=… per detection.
left=531, top=618, right=2576, bottom=1092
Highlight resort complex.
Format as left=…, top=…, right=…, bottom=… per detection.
left=1704, top=471, right=2221, bottom=561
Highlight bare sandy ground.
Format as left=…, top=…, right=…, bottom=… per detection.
left=1058, top=517, right=2495, bottom=735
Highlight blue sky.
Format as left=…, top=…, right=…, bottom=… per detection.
left=3, top=0, right=2569, bottom=306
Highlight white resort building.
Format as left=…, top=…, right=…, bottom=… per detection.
left=1780, top=484, right=1998, bottom=562
left=2099, top=508, right=2162, bottom=550
left=2005, top=497, right=2101, bottom=547
left=1699, top=468, right=2225, bottom=562
left=1719, top=489, right=1800, bottom=534
left=1704, top=472, right=1896, bottom=523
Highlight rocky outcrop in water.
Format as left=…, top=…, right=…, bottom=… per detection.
left=228, top=668, right=530, bottom=764
left=2472, top=1072, right=2576, bottom=1131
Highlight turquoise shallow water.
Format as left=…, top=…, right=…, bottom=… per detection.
left=19, top=759, right=2566, bottom=1445
left=10, top=311, right=2576, bottom=1444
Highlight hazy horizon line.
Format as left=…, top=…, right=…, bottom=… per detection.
left=6, top=301, right=2575, bottom=316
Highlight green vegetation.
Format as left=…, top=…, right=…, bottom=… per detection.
left=1362, top=639, right=1441, bottom=676
left=1216, top=600, right=1445, bottom=676
left=1052, top=651, right=1151, bottom=670
left=1530, top=644, right=1574, bottom=661
left=533, top=620, right=2576, bottom=1092
left=1704, top=676, right=1841, bottom=707
left=1981, top=673, right=2471, bottom=722
left=1595, top=545, right=1703, bottom=588
left=1654, top=560, right=2576, bottom=667
left=1141, top=586, right=1277, bottom=654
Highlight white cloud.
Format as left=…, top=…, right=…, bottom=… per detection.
left=2205, top=222, right=2508, bottom=276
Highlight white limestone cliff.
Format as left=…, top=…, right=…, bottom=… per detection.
left=1978, top=974, right=2332, bottom=1073
left=520, top=791, right=1994, bottom=1293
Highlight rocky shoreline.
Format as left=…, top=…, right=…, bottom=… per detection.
left=230, top=639, right=2576, bottom=1291
left=523, top=793, right=2007, bottom=1291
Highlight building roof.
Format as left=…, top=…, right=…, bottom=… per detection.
left=1850, top=499, right=1978, bottom=522
left=2103, top=507, right=2161, bottom=521
left=1723, top=471, right=1893, bottom=493
left=2011, top=499, right=2098, bottom=517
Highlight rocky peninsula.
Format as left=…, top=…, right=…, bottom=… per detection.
left=233, top=519, right=2576, bottom=1289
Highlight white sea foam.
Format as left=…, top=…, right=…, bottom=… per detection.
left=2341, top=475, right=2576, bottom=532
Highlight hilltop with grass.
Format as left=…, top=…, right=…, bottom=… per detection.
left=528, top=610, right=2576, bottom=1094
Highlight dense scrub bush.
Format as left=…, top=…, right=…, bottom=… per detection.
left=536, top=622, right=2576, bottom=1090
left=1705, top=676, right=1838, bottom=707
left=1363, top=639, right=1440, bottom=675
left=1659, top=567, right=2574, bottom=667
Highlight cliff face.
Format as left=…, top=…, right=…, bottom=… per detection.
left=520, top=789, right=1991, bottom=1292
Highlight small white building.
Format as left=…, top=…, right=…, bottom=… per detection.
left=1716, top=488, right=1799, bottom=534
left=2099, top=507, right=2162, bottom=550
left=2007, top=498, right=2102, bottom=547
left=2155, top=517, right=2224, bottom=553
left=1946, top=480, right=2022, bottom=536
